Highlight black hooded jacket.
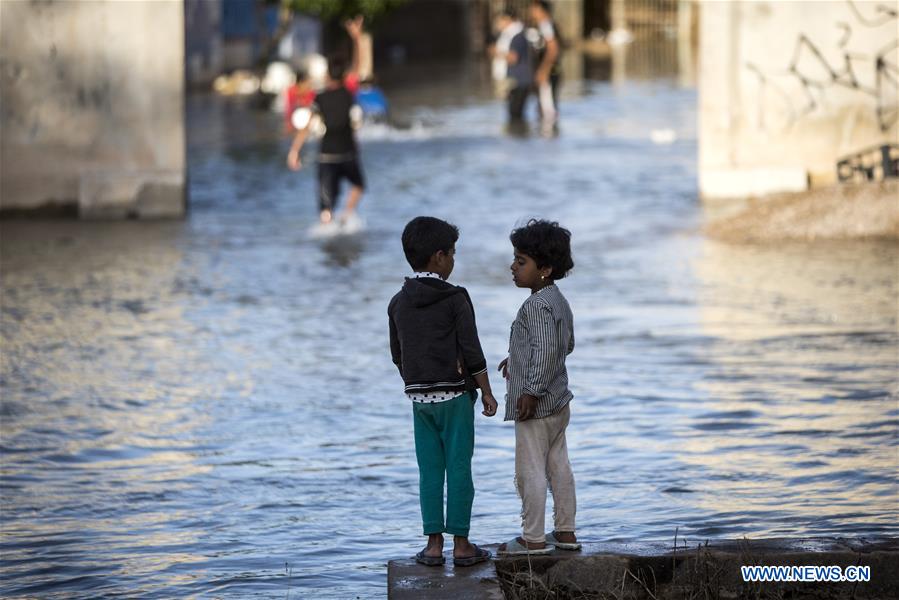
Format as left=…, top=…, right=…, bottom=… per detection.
left=388, top=276, right=488, bottom=395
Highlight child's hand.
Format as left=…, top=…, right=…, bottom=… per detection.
left=516, top=394, right=538, bottom=420
left=481, top=393, right=498, bottom=417
left=497, top=358, right=509, bottom=379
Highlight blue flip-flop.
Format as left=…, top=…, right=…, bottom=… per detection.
left=453, top=545, right=491, bottom=567
left=415, top=550, right=445, bottom=566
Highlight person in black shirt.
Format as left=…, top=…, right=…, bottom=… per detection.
left=287, top=18, right=366, bottom=226
left=493, top=10, right=532, bottom=125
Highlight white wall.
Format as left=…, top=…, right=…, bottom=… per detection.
left=699, top=0, right=898, bottom=199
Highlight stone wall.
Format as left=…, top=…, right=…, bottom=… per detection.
left=0, top=0, right=186, bottom=218
left=699, top=1, right=898, bottom=199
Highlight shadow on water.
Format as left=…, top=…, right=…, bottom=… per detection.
left=320, top=234, right=366, bottom=268
left=1, top=49, right=896, bottom=598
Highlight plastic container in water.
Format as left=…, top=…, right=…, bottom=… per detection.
left=356, top=87, right=389, bottom=120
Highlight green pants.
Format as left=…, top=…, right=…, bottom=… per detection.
left=412, top=391, right=477, bottom=537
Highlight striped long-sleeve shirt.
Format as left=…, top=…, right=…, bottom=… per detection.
left=504, top=284, right=574, bottom=421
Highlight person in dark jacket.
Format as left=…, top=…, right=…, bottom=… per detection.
left=388, top=216, right=497, bottom=568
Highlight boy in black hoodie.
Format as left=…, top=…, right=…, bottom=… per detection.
left=388, top=216, right=497, bottom=568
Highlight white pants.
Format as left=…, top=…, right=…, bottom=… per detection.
left=514, top=403, right=576, bottom=543
left=537, top=81, right=557, bottom=123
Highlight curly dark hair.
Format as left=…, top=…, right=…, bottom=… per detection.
left=402, top=216, right=459, bottom=271
left=510, top=219, right=574, bottom=280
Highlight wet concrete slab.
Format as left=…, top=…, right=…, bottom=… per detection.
left=388, top=544, right=504, bottom=599
left=388, top=537, right=898, bottom=599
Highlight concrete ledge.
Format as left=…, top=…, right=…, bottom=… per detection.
left=79, top=170, right=185, bottom=219
left=389, top=538, right=898, bottom=599
left=388, top=544, right=504, bottom=599
left=701, top=167, right=809, bottom=200
left=704, top=180, right=899, bottom=243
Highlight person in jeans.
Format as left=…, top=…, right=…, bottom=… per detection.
left=492, top=10, right=532, bottom=126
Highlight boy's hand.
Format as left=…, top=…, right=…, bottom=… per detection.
left=481, top=393, right=498, bottom=417
left=497, top=358, right=509, bottom=379
left=344, top=15, right=364, bottom=39
left=516, top=394, right=538, bottom=420
left=287, top=151, right=302, bottom=171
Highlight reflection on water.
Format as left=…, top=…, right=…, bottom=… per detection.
left=688, top=240, right=897, bottom=533
left=320, top=234, right=366, bottom=268
left=1, top=62, right=896, bottom=598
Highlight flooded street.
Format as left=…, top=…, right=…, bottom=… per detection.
left=1, top=64, right=897, bottom=598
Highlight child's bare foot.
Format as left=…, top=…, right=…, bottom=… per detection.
left=421, top=533, right=443, bottom=558
left=415, top=533, right=446, bottom=566
left=453, top=535, right=479, bottom=558
left=452, top=536, right=491, bottom=566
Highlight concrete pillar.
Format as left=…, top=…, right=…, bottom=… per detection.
left=698, top=0, right=898, bottom=200
left=0, top=0, right=186, bottom=218
left=677, top=0, right=696, bottom=87
left=610, top=0, right=626, bottom=33
left=550, top=0, right=582, bottom=84
left=185, top=0, right=223, bottom=88
left=552, top=0, right=584, bottom=49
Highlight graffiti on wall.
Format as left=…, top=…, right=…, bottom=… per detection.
left=745, top=0, right=897, bottom=134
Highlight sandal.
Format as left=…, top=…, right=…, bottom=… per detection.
left=415, top=550, right=445, bottom=566
left=496, top=537, right=554, bottom=556
left=453, top=545, right=491, bottom=567
left=546, top=531, right=581, bottom=551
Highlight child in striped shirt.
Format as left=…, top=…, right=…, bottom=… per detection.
left=497, top=219, right=580, bottom=555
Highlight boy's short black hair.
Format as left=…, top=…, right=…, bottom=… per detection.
left=402, top=217, right=459, bottom=271
left=327, top=56, right=346, bottom=81
left=510, top=219, right=573, bottom=279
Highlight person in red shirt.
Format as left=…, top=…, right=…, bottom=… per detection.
left=284, top=73, right=316, bottom=132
